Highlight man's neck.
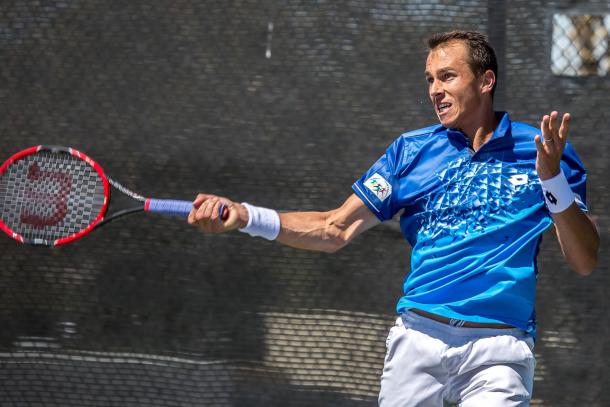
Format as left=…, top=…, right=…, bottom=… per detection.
left=461, top=109, right=499, bottom=152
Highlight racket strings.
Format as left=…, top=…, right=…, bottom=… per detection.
left=0, top=151, right=105, bottom=243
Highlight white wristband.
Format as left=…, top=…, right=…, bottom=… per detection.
left=238, top=203, right=280, bottom=240
left=540, top=169, right=575, bottom=213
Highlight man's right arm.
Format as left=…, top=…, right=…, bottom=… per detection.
left=188, top=193, right=380, bottom=253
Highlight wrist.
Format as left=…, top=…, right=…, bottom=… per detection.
left=235, top=203, right=249, bottom=229
left=237, top=203, right=280, bottom=240
left=537, top=166, right=561, bottom=181
left=539, top=169, right=575, bottom=213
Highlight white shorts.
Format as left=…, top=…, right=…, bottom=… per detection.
left=379, top=310, right=536, bottom=407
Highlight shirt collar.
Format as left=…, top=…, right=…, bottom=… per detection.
left=491, top=111, right=511, bottom=140
left=439, top=111, right=512, bottom=142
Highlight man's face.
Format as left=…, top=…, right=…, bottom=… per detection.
left=425, top=41, right=485, bottom=130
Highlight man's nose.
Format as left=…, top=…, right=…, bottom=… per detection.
left=430, top=79, right=443, bottom=99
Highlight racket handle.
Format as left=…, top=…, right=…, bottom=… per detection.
left=146, top=199, right=230, bottom=221
left=218, top=204, right=229, bottom=221
left=146, top=199, right=193, bottom=217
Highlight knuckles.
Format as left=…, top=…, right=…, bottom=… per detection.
left=188, top=194, right=231, bottom=233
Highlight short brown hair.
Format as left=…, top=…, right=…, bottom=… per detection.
left=427, top=31, right=498, bottom=98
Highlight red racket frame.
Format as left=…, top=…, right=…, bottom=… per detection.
left=0, top=145, right=110, bottom=246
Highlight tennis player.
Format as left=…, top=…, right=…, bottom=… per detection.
left=189, top=31, right=599, bottom=406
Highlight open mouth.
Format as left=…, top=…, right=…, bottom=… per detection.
left=437, top=102, right=452, bottom=115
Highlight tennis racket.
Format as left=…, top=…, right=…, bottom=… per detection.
left=0, top=145, right=227, bottom=246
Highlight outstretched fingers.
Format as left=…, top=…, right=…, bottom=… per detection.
left=548, top=111, right=558, bottom=137
left=539, top=111, right=570, bottom=153
left=536, top=111, right=571, bottom=180
left=558, top=112, right=570, bottom=147
left=534, top=134, right=544, bottom=153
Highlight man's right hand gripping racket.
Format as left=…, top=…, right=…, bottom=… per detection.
left=0, top=145, right=227, bottom=246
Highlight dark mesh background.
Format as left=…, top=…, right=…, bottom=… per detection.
left=0, top=1, right=608, bottom=406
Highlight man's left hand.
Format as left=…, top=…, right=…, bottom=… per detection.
left=534, top=111, right=569, bottom=180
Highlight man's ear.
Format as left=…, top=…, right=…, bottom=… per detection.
left=481, top=69, right=496, bottom=95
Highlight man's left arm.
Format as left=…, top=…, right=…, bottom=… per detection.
left=535, top=111, right=600, bottom=275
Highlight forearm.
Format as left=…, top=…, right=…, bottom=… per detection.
left=275, top=194, right=380, bottom=253
left=276, top=210, right=350, bottom=253
left=553, top=204, right=599, bottom=275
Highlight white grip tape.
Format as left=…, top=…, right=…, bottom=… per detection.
left=540, top=169, right=575, bottom=213
left=238, top=203, right=281, bottom=240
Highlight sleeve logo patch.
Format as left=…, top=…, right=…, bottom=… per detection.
left=364, top=173, right=392, bottom=202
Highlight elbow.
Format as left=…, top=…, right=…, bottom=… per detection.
left=572, top=258, right=597, bottom=276
left=319, top=211, right=352, bottom=253
left=321, top=218, right=352, bottom=253
left=568, top=232, right=600, bottom=277
left=570, top=252, right=598, bottom=277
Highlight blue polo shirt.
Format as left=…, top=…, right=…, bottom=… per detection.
left=352, top=112, right=587, bottom=337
